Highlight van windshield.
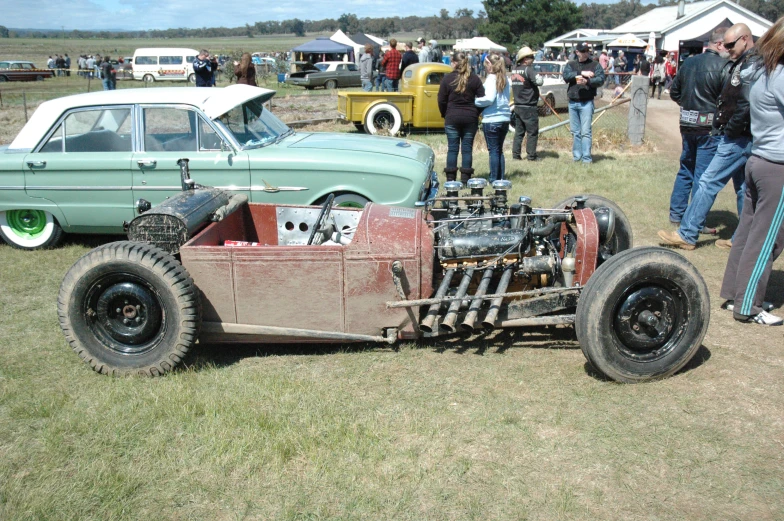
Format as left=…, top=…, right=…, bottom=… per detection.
left=216, top=97, right=292, bottom=149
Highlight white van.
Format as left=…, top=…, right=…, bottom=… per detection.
left=132, top=48, right=199, bottom=83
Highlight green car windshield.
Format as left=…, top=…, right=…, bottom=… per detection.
left=217, top=98, right=292, bottom=150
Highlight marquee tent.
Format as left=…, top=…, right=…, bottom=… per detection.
left=453, top=37, right=507, bottom=52
left=330, top=30, right=363, bottom=60
left=291, top=37, right=354, bottom=61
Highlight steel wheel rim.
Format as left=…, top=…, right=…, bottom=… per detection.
left=6, top=209, right=47, bottom=239
left=611, top=279, right=685, bottom=362
left=84, top=273, right=166, bottom=355
left=372, top=111, right=394, bottom=131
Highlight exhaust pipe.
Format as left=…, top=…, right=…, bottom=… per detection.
left=460, top=267, right=495, bottom=331
left=482, top=266, right=514, bottom=329
left=420, top=269, right=455, bottom=333
left=441, top=269, right=475, bottom=333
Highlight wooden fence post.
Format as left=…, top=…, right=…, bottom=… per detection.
left=627, top=75, right=648, bottom=146
left=23, top=92, right=28, bottom=122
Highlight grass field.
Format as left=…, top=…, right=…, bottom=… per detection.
left=1, top=138, right=783, bottom=519
left=0, top=69, right=783, bottom=519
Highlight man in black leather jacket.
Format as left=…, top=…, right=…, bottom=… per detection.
left=666, top=29, right=728, bottom=226
left=659, top=23, right=757, bottom=250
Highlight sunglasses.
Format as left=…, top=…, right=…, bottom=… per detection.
left=722, top=35, right=745, bottom=50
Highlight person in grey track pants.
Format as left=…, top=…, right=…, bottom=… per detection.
left=720, top=17, right=784, bottom=326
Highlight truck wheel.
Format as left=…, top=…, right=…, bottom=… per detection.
left=325, top=79, right=337, bottom=90
left=188, top=73, right=195, bottom=83
left=0, top=209, right=63, bottom=250
left=364, top=103, right=402, bottom=135
left=552, top=194, right=633, bottom=257
left=575, top=247, right=709, bottom=383
left=58, top=241, right=201, bottom=376
left=36, top=75, right=45, bottom=81
left=143, top=74, right=154, bottom=83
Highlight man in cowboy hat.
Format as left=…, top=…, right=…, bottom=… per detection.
left=510, top=46, right=544, bottom=161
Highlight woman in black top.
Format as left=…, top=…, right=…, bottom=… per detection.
left=438, top=52, right=485, bottom=183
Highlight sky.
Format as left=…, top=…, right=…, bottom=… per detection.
left=1, top=0, right=637, bottom=32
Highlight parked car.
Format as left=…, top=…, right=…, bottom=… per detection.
left=338, top=62, right=452, bottom=135
left=57, top=171, right=710, bottom=383
left=0, top=61, right=55, bottom=82
left=0, top=85, right=436, bottom=250
left=529, top=61, right=569, bottom=116
left=251, top=54, right=278, bottom=73
left=286, top=61, right=361, bottom=90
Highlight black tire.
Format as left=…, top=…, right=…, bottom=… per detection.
left=0, top=75, right=7, bottom=82
left=538, top=93, right=555, bottom=117
left=0, top=209, right=64, bottom=250
left=36, top=75, right=44, bottom=81
left=143, top=74, right=154, bottom=83
left=552, top=194, right=633, bottom=258
left=188, top=73, right=196, bottom=84
left=58, top=241, right=201, bottom=376
left=363, top=102, right=402, bottom=135
left=575, top=246, right=710, bottom=383
left=324, top=79, right=337, bottom=90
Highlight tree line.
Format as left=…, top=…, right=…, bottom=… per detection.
left=0, top=0, right=778, bottom=48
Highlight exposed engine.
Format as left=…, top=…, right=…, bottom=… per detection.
left=422, top=179, right=617, bottom=334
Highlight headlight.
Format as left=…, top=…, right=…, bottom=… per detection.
left=594, top=206, right=616, bottom=245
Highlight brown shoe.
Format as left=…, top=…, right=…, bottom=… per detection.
left=657, top=229, right=696, bottom=250
left=715, top=239, right=732, bottom=249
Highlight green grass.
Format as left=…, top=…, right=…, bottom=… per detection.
left=1, top=137, right=783, bottom=519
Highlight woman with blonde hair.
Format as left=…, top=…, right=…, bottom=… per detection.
left=437, top=51, right=485, bottom=183
left=234, top=52, right=257, bottom=86
left=719, top=16, right=784, bottom=326
left=475, top=53, right=512, bottom=181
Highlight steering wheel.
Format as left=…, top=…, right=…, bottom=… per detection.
left=308, top=193, right=335, bottom=245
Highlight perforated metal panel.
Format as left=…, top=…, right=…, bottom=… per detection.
left=276, top=207, right=361, bottom=245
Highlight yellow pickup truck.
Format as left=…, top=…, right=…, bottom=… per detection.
left=338, top=62, right=452, bottom=135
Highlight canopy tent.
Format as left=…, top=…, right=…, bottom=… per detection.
left=364, top=33, right=387, bottom=46
left=350, top=32, right=383, bottom=57
left=646, top=31, right=657, bottom=57
left=453, top=37, right=507, bottom=52
left=291, top=37, right=354, bottom=62
left=689, top=18, right=733, bottom=43
left=606, top=33, right=648, bottom=47
left=330, top=30, right=363, bottom=61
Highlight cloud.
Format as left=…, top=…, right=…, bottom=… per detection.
left=3, top=0, right=488, bottom=30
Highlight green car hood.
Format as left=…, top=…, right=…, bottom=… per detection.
left=287, top=132, right=433, bottom=165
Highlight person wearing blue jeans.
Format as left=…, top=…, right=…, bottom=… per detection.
left=475, top=54, right=512, bottom=182
left=562, top=42, right=604, bottom=164
left=669, top=133, right=720, bottom=223
left=568, top=100, right=594, bottom=163
left=658, top=23, right=758, bottom=251
left=437, top=51, right=485, bottom=183
left=666, top=30, right=728, bottom=225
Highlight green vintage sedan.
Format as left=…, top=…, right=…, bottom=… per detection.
left=0, top=85, right=436, bottom=249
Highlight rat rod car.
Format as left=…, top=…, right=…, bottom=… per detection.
left=58, top=161, right=710, bottom=383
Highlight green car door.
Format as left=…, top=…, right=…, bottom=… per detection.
left=24, top=106, right=135, bottom=233
left=131, top=106, right=250, bottom=210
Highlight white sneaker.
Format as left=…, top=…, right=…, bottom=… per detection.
left=751, top=311, right=784, bottom=326
left=722, top=300, right=774, bottom=312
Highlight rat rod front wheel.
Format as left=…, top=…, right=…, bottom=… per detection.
left=575, top=247, right=709, bottom=383
left=58, top=241, right=201, bottom=376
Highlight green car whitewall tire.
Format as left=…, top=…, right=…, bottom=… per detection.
left=0, top=209, right=64, bottom=250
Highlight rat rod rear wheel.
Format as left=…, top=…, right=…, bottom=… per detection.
left=575, top=247, right=709, bottom=383
left=58, top=241, right=201, bottom=376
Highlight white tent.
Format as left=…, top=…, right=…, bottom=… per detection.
left=453, top=37, right=507, bottom=52
left=330, top=30, right=363, bottom=61
left=364, top=33, right=388, bottom=46
left=606, top=33, right=648, bottom=47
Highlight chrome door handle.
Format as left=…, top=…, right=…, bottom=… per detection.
left=137, top=159, right=157, bottom=167
left=26, top=160, right=46, bottom=168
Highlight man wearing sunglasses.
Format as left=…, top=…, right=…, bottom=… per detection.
left=658, top=23, right=758, bottom=251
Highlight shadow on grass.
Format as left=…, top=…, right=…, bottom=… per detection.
left=60, top=233, right=122, bottom=248
left=582, top=344, right=712, bottom=382
left=703, top=209, right=739, bottom=239
left=186, top=326, right=582, bottom=371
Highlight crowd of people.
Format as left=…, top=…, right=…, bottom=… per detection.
left=657, top=18, right=784, bottom=326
